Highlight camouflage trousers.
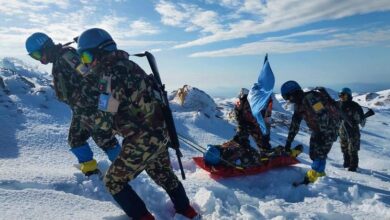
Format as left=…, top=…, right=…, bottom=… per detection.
left=104, top=131, right=180, bottom=195
left=234, top=122, right=270, bottom=151
left=218, top=140, right=262, bottom=168
left=339, top=127, right=360, bottom=168
left=68, top=111, right=118, bottom=150
left=309, top=132, right=335, bottom=160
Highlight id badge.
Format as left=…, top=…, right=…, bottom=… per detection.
left=98, top=94, right=119, bottom=113
left=98, top=94, right=110, bottom=111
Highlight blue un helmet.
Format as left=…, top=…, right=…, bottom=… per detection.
left=25, top=32, right=54, bottom=60
left=339, top=87, right=352, bottom=97
left=339, top=87, right=352, bottom=101
left=203, top=145, right=221, bottom=165
left=281, top=80, right=302, bottom=100
left=77, top=28, right=117, bottom=64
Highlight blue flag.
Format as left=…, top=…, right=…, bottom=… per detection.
left=247, top=54, right=275, bottom=135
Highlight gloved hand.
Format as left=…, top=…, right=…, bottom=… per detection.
left=360, top=118, right=366, bottom=127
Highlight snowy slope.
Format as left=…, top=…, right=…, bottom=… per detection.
left=354, top=89, right=390, bottom=110
left=1, top=58, right=390, bottom=219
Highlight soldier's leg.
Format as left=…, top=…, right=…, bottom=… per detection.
left=348, top=132, right=361, bottom=171
left=68, top=113, right=98, bottom=175
left=232, top=120, right=251, bottom=147
left=306, top=134, right=333, bottom=183
left=339, top=130, right=350, bottom=168
left=103, top=135, right=163, bottom=219
left=91, top=128, right=120, bottom=162
left=145, top=148, right=198, bottom=218
left=68, top=113, right=91, bottom=148
left=249, top=125, right=267, bottom=151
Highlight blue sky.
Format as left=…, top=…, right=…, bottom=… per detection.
left=1, top=0, right=390, bottom=97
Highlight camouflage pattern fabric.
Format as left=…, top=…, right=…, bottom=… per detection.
left=51, top=46, right=117, bottom=150
left=232, top=96, right=271, bottom=150
left=338, top=100, right=364, bottom=168
left=287, top=91, right=338, bottom=160
left=217, top=141, right=292, bottom=168
left=91, top=50, right=181, bottom=194
left=219, top=140, right=262, bottom=168
left=68, top=110, right=118, bottom=150
left=309, top=133, right=334, bottom=160
left=104, top=133, right=179, bottom=194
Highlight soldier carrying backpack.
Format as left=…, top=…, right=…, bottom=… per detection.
left=281, top=81, right=341, bottom=185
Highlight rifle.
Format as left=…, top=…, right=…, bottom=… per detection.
left=133, top=51, right=186, bottom=180
left=363, top=108, right=375, bottom=119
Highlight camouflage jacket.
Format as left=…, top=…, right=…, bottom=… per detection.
left=51, top=46, right=99, bottom=114
left=287, top=90, right=339, bottom=144
left=338, top=100, right=364, bottom=132
left=234, top=97, right=257, bottom=125
left=235, top=97, right=272, bottom=125
left=92, top=50, right=167, bottom=138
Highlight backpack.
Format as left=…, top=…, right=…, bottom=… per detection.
left=312, top=87, right=342, bottom=141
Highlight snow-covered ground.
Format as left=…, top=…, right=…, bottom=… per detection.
left=1, top=58, right=389, bottom=219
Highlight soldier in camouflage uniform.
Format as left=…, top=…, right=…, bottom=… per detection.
left=76, top=28, right=199, bottom=220
left=281, top=81, right=340, bottom=184
left=25, top=33, right=120, bottom=176
left=231, top=88, right=272, bottom=151
left=337, top=88, right=365, bottom=172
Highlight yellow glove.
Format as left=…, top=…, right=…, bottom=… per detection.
left=306, top=169, right=326, bottom=183
left=291, top=145, right=303, bottom=157
left=80, top=159, right=98, bottom=174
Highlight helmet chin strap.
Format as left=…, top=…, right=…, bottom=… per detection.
left=97, top=40, right=115, bottom=50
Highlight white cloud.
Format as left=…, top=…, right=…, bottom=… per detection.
left=264, top=28, right=339, bottom=41
left=168, top=0, right=390, bottom=48
left=0, top=0, right=69, bottom=15
left=155, top=1, right=189, bottom=26
left=128, top=19, right=159, bottom=36
left=155, top=0, right=223, bottom=34
left=205, top=0, right=241, bottom=8
left=29, top=0, right=69, bottom=9
left=189, top=27, right=390, bottom=57
left=237, top=0, right=264, bottom=14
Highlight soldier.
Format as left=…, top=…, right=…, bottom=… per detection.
left=231, top=88, right=272, bottom=151
left=337, top=87, right=365, bottom=172
left=25, top=33, right=121, bottom=176
left=281, top=81, right=340, bottom=184
left=76, top=28, right=199, bottom=220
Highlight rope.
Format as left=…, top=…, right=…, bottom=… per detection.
left=177, top=134, right=245, bottom=170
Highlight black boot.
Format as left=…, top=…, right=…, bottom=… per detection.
left=167, top=182, right=190, bottom=213
left=349, top=151, right=359, bottom=172
left=112, top=184, right=150, bottom=219
left=343, top=153, right=350, bottom=168
left=167, top=183, right=199, bottom=219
